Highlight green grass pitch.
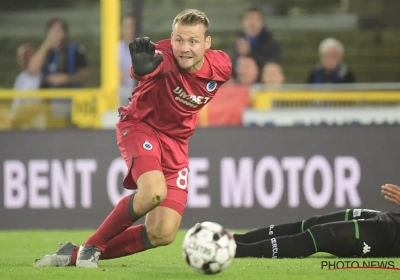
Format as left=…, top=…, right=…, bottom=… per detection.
left=0, top=230, right=399, bottom=280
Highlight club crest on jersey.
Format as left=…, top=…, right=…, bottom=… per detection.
left=206, top=81, right=217, bottom=92
left=142, top=141, right=153, bottom=150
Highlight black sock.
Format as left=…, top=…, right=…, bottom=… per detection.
left=235, top=230, right=317, bottom=258
left=234, top=221, right=302, bottom=243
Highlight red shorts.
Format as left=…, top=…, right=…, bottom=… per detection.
left=116, top=115, right=189, bottom=216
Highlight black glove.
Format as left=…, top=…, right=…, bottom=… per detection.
left=129, top=37, right=164, bottom=76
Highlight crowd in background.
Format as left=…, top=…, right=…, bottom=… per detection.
left=10, top=6, right=358, bottom=128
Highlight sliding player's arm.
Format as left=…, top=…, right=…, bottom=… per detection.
left=129, top=37, right=167, bottom=81
left=381, top=184, right=400, bottom=206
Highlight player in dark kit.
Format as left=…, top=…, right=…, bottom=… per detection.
left=35, top=9, right=232, bottom=268
left=233, top=184, right=400, bottom=259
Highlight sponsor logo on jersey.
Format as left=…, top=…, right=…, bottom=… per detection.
left=142, top=141, right=153, bottom=150
left=206, top=81, right=217, bottom=92
left=353, top=209, right=361, bottom=218
left=173, top=86, right=211, bottom=108
left=362, top=242, right=371, bottom=255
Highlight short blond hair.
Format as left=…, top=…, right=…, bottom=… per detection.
left=172, top=9, right=210, bottom=36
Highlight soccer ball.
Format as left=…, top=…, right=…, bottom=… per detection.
left=182, top=221, right=236, bottom=274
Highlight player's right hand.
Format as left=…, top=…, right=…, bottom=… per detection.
left=129, top=37, right=163, bottom=76
left=381, top=184, right=400, bottom=207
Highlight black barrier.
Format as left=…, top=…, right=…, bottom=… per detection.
left=1, top=126, right=400, bottom=230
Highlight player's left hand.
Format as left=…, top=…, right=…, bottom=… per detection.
left=381, top=184, right=400, bottom=207
left=46, top=73, right=70, bottom=85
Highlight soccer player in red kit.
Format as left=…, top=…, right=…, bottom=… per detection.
left=34, top=9, right=232, bottom=268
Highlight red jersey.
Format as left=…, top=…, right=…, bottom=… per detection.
left=121, top=39, right=232, bottom=141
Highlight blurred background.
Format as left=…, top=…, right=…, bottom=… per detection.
left=0, top=0, right=399, bottom=129
left=1, top=0, right=400, bottom=229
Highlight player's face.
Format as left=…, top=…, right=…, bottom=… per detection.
left=171, top=23, right=211, bottom=72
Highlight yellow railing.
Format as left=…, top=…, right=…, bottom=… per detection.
left=0, top=89, right=113, bottom=129
left=253, top=91, right=400, bottom=109
left=0, top=0, right=120, bottom=130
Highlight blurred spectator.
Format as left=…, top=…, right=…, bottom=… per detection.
left=262, top=62, right=285, bottom=88
left=119, top=13, right=136, bottom=88
left=27, top=18, right=88, bottom=88
left=119, top=13, right=137, bottom=106
left=307, top=38, right=355, bottom=84
left=232, top=7, right=280, bottom=79
left=27, top=18, right=89, bottom=127
left=235, top=55, right=261, bottom=86
left=14, top=44, right=41, bottom=90
left=11, top=44, right=45, bottom=129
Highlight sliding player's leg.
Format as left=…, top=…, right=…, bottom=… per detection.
left=41, top=185, right=186, bottom=267
left=34, top=119, right=165, bottom=268
left=76, top=165, right=166, bottom=267
left=98, top=186, right=186, bottom=260
left=81, top=130, right=189, bottom=260
left=235, top=216, right=388, bottom=258
left=234, top=209, right=381, bottom=243
left=96, top=205, right=182, bottom=260
left=74, top=118, right=169, bottom=268
left=34, top=164, right=166, bottom=268
left=76, top=130, right=188, bottom=261
left=34, top=123, right=189, bottom=268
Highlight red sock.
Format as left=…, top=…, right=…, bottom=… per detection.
left=102, top=224, right=153, bottom=259
left=70, top=224, right=152, bottom=265
left=71, top=247, right=79, bottom=266
left=84, top=194, right=141, bottom=252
